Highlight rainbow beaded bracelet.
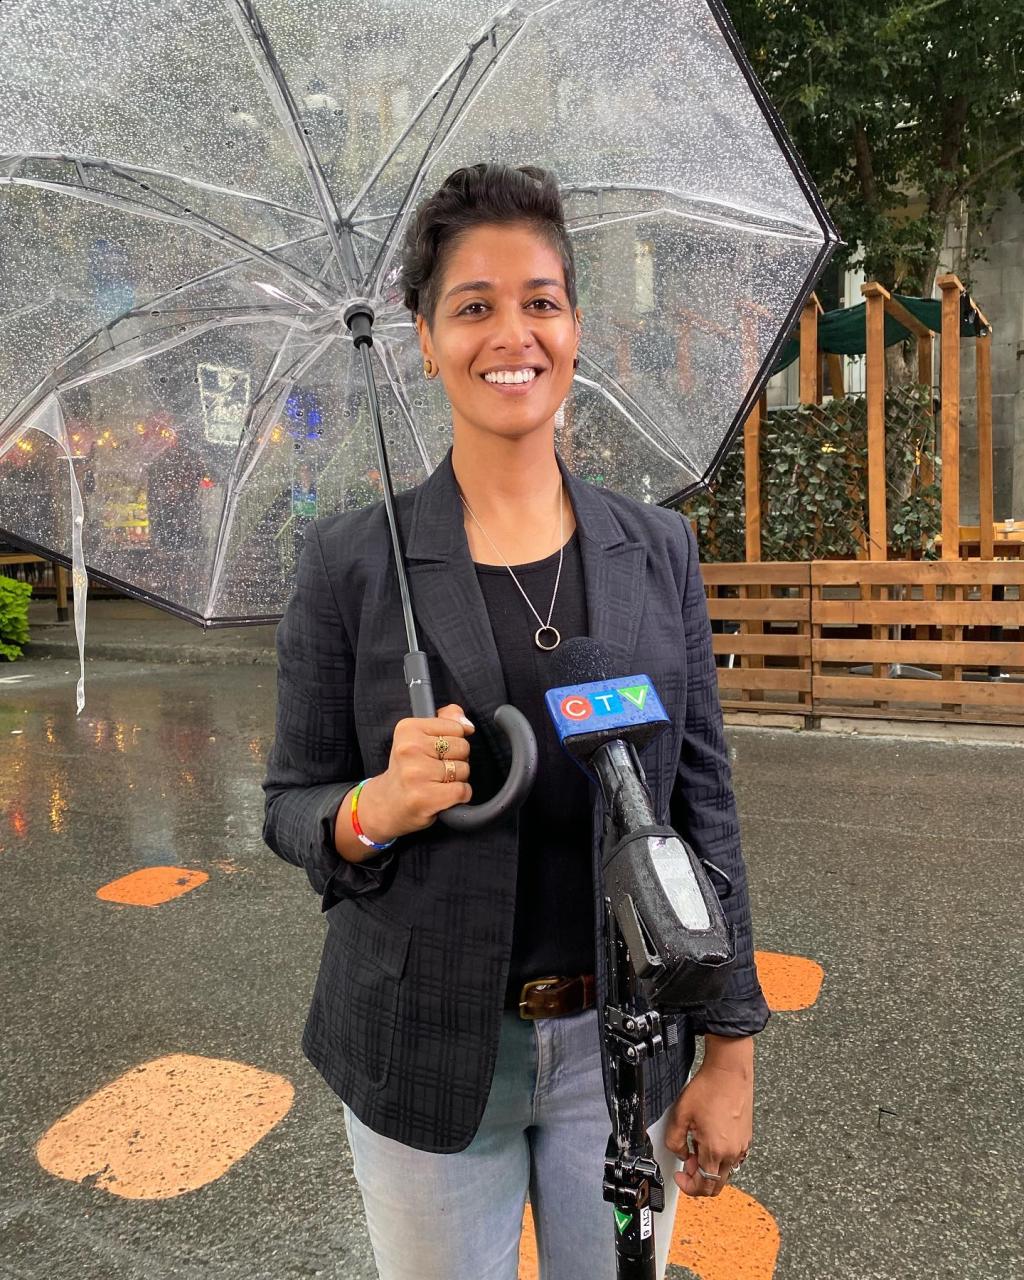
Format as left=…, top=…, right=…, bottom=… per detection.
left=350, top=778, right=396, bottom=851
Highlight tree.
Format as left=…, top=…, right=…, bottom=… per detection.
left=727, top=0, right=1024, bottom=295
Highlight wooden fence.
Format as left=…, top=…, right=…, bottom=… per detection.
left=704, top=560, right=1024, bottom=727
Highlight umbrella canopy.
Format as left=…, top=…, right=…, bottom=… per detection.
left=0, top=0, right=838, bottom=632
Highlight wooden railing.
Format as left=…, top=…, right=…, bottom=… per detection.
left=703, top=561, right=1024, bottom=727
left=704, top=564, right=812, bottom=713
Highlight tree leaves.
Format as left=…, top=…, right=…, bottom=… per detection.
left=727, top=0, right=1024, bottom=292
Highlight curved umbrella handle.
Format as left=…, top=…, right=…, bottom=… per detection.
left=405, top=651, right=538, bottom=830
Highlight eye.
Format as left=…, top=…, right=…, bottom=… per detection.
left=528, top=298, right=560, bottom=311
left=457, top=301, right=488, bottom=316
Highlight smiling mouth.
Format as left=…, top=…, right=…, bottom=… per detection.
left=481, top=368, right=542, bottom=385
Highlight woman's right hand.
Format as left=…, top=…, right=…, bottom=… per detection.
left=359, top=704, right=475, bottom=841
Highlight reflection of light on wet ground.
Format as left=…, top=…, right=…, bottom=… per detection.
left=10, top=808, right=28, bottom=838
left=44, top=719, right=57, bottom=745
left=180, top=770, right=195, bottom=786
left=35, top=1054, right=294, bottom=1200
left=247, top=737, right=265, bottom=760
left=81, top=718, right=141, bottom=754
left=49, top=785, right=67, bottom=834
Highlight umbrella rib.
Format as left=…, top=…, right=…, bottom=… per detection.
left=350, top=3, right=544, bottom=290
left=561, top=183, right=824, bottom=242
left=357, top=52, right=478, bottom=286
left=574, top=355, right=702, bottom=479
left=204, top=331, right=337, bottom=619
left=60, top=313, right=314, bottom=392
left=346, top=0, right=560, bottom=220
left=1, top=297, right=56, bottom=325
left=226, top=0, right=358, bottom=291
left=0, top=173, right=330, bottom=307
left=19, top=152, right=321, bottom=223
left=139, top=231, right=328, bottom=311
left=372, top=341, right=434, bottom=476
left=0, top=310, right=312, bottom=445
left=100, top=159, right=335, bottom=300
left=567, top=206, right=824, bottom=247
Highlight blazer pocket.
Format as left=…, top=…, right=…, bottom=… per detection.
left=324, top=898, right=412, bottom=1090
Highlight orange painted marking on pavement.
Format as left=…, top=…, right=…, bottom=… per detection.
left=755, top=950, right=824, bottom=1011
left=519, top=1202, right=539, bottom=1279
left=35, top=1053, right=294, bottom=1200
left=515, top=948, right=822, bottom=1276
left=96, top=866, right=209, bottom=906
left=670, top=1185, right=780, bottom=1278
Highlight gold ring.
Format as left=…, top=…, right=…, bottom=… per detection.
left=442, top=758, right=457, bottom=783
left=434, top=736, right=450, bottom=759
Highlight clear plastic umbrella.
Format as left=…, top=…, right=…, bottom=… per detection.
left=0, top=0, right=838, bottom=667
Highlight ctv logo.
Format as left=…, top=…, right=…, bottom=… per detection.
left=559, top=683, right=650, bottom=722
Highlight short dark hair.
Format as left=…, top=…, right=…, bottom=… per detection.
left=399, top=163, right=577, bottom=324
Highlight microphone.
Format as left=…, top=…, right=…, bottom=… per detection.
left=545, top=638, right=735, bottom=1011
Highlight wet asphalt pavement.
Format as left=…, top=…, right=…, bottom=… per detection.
left=1, top=654, right=1021, bottom=1280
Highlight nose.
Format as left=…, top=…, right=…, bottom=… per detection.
left=489, top=301, right=535, bottom=353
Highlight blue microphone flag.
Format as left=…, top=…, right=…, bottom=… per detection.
left=545, top=675, right=670, bottom=751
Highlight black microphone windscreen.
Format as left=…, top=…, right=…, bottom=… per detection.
left=553, top=636, right=611, bottom=687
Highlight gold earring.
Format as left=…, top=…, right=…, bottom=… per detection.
left=423, top=358, right=437, bottom=379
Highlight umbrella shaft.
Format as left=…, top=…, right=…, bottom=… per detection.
left=356, top=339, right=420, bottom=655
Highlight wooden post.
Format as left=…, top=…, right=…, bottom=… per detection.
left=976, top=331, right=994, bottom=562
left=862, top=283, right=889, bottom=561
left=918, top=331, right=935, bottom=487
left=917, top=331, right=934, bottom=390
left=743, top=398, right=762, bottom=563
left=938, top=275, right=963, bottom=560
left=799, top=295, right=823, bottom=406
left=55, top=563, right=69, bottom=623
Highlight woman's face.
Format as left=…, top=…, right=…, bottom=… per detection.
left=416, top=221, right=581, bottom=444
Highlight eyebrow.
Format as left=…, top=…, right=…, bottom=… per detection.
left=443, top=276, right=566, bottom=302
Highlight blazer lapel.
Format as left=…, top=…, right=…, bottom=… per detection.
left=403, top=448, right=647, bottom=772
left=404, top=452, right=511, bottom=770
left=558, top=453, right=648, bottom=678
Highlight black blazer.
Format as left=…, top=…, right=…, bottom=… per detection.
left=263, top=448, right=770, bottom=1153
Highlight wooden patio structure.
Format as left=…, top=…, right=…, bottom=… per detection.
left=708, top=277, right=1024, bottom=728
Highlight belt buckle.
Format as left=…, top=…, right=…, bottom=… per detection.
left=518, top=975, right=563, bottom=1021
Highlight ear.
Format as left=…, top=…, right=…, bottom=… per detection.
left=416, top=314, right=434, bottom=364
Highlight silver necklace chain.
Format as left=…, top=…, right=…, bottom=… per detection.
left=459, top=477, right=565, bottom=651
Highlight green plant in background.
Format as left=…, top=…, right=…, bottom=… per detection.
left=679, top=385, right=940, bottom=561
left=0, top=577, right=32, bottom=661
left=684, top=443, right=745, bottom=563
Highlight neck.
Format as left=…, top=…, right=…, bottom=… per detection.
left=450, top=425, right=576, bottom=565
left=451, top=426, right=563, bottom=526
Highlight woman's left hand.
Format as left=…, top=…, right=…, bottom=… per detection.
left=662, top=1034, right=753, bottom=1198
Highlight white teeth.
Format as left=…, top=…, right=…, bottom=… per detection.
left=484, top=368, right=537, bottom=384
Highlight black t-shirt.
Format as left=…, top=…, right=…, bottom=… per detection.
left=473, top=531, right=595, bottom=1008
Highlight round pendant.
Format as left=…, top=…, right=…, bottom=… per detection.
left=535, top=625, right=561, bottom=651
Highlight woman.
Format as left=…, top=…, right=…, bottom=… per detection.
left=263, top=163, right=770, bottom=1280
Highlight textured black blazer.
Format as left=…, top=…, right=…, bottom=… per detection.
left=263, top=447, right=770, bottom=1153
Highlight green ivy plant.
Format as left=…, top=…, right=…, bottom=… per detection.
left=0, top=576, right=32, bottom=661
left=680, top=385, right=940, bottom=561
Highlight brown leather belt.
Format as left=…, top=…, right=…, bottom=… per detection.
left=515, top=974, right=596, bottom=1020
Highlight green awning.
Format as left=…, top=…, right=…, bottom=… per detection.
left=771, top=294, right=984, bottom=376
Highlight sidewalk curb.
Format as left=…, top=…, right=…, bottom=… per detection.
left=24, top=638, right=277, bottom=667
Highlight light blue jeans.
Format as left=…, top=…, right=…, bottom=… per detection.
left=342, top=1006, right=684, bottom=1280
